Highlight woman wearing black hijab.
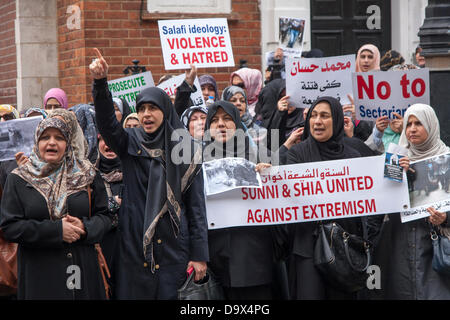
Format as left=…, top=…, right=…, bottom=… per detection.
left=253, top=79, right=304, bottom=150
left=284, top=96, right=377, bottom=299
left=203, top=101, right=275, bottom=300
left=90, top=49, right=208, bottom=300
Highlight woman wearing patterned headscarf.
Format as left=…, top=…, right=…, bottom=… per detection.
left=0, top=117, right=112, bottom=299
left=221, top=85, right=268, bottom=149
left=0, top=104, right=20, bottom=121
left=180, top=106, right=208, bottom=140
left=370, top=104, right=450, bottom=300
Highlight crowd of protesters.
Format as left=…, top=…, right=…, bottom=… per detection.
left=0, top=42, right=449, bottom=301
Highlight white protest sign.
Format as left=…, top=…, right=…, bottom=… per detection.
left=107, top=71, right=155, bottom=112
left=206, top=155, right=410, bottom=229
left=158, top=18, right=235, bottom=70
left=286, top=54, right=355, bottom=109
left=352, top=68, right=430, bottom=121
left=401, top=152, right=450, bottom=223
left=157, top=74, right=206, bottom=108
left=0, top=116, right=42, bottom=162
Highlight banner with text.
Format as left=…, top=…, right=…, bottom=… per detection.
left=352, top=68, right=430, bottom=121
left=206, top=155, right=410, bottom=229
left=286, top=54, right=355, bottom=109
left=107, top=71, right=155, bottom=112
left=158, top=18, right=235, bottom=70
left=401, top=152, right=450, bottom=223
left=157, top=74, right=206, bottom=108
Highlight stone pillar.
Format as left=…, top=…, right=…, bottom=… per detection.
left=15, top=0, right=58, bottom=112
left=418, top=0, right=450, bottom=145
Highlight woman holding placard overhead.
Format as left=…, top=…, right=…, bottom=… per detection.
left=371, top=103, right=450, bottom=300
left=203, top=101, right=276, bottom=300
left=283, top=96, right=378, bottom=299
left=90, top=48, right=208, bottom=300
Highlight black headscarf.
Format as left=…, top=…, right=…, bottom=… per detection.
left=296, top=96, right=362, bottom=162
left=203, top=100, right=257, bottom=162
left=134, top=87, right=203, bottom=272
left=254, top=78, right=286, bottom=129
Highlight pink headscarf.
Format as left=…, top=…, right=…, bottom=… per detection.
left=356, top=44, right=381, bottom=72
left=230, top=68, right=263, bottom=115
left=43, top=88, right=68, bottom=109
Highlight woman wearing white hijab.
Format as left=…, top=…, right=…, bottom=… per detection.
left=370, top=104, right=450, bottom=300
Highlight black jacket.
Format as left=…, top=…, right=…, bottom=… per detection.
left=0, top=172, right=111, bottom=300
left=93, top=78, right=209, bottom=300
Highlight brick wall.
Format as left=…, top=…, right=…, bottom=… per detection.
left=56, top=0, right=262, bottom=107
left=0, top=0, right=17, bottom=105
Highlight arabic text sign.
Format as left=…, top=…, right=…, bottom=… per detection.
left=158, top=18, right=235, bottom=70
left=0, top=116, right=42, bottom=162
left=286, top=54, right=355, bottom=109
left=107, top=71, right=155, bottom=112
left=401, top=152, right=450, bottom=223
left=157, top=74, right=205, bottom=108
left=206, top=155, right=410, bottom=229
left=352, top=68, right=430, bottom=121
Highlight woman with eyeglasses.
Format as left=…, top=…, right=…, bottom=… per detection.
left=43, top=88, right=68, bottom=111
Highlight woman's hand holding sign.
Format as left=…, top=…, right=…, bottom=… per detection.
left=89, top=48, right=109, bottom=80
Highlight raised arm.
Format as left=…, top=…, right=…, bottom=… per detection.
left=90, top=48, right=128, bottom=157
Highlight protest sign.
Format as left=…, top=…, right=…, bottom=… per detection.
left=203, top=158, right=262, bottom=196
left=205, top=155, right=410, bottom=229
left=401, top=152, right=450, bottom=223
left=157, top=74, right=205, bottom=108
left=107, top=71, right=155, bottom=112
left=0, top=116, right=42, bottom=162
left=279, top=17, right=305, bottom=57
left=352, top=68, right=430, bottom=121
left=286, top=54, right=355, bottom=109
left=158, top=18, right=235, bottom=70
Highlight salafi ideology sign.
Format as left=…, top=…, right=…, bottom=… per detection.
left=352, top=68, right=430, bottom=121
left=205, top=155, right=410, bottom=230
left=107, top=71, right=155, bottom=112
left=158, top=18, right=235, bottom=70
left=286, top=54, right=355, bottom=109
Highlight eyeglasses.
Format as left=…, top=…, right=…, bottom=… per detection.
left=45, top=104, right=62, bottom=110
left=0, top=113, right=14, bottom=121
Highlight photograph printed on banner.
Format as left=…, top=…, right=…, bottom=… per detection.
left=384, top=143, right=408, bottom=182
left=0, top=116, right=43, bottom=162
left=203, top=157, right=262, bottom=196
left=408, top=153, right=450, bottom=208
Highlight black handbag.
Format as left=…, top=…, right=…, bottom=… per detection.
left=178, top=268, right=225, bottom=300
left=314, top=221, right=371, bottom=293
left=430, top=226, right=450, bottom=275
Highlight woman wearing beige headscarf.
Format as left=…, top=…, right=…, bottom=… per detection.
left=355, top=44, right=381, bottom=72
left=370, top=104, right=450, bottom=300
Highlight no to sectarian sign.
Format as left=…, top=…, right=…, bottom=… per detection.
left=158, top=18, right=235, bottom=70
left=205, top=155, right=410, bottom=229
left=107, top=71, right=155, bottom=112
left=352, top=68, right=430, bottom=121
